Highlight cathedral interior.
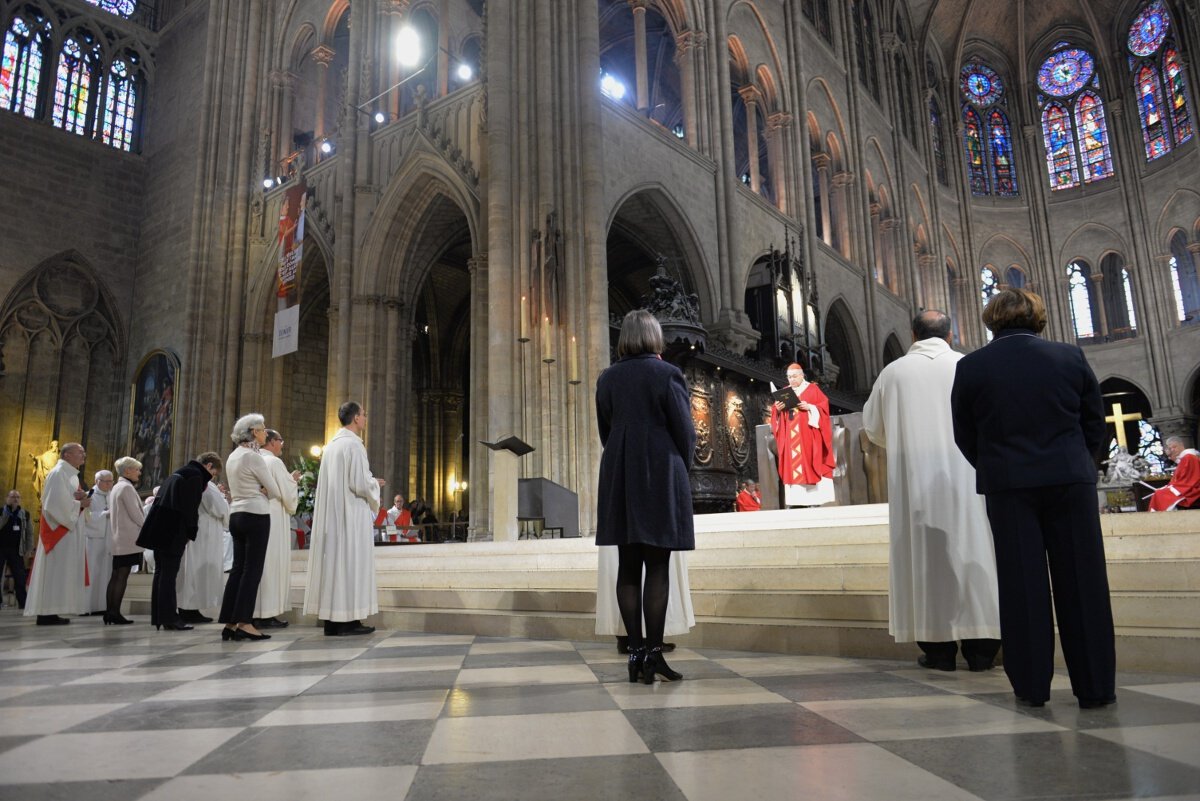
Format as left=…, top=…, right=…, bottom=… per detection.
left=1, top=0, right=1199, bottom=533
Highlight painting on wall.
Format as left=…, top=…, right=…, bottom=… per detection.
left=128, top=349, right=179, bottom=494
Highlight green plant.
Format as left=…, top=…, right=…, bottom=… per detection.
left=293, top=453, right=321, bottom=518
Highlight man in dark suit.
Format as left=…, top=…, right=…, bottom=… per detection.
left=1, top=490, right=33, bottom=609
left=951, top=288, right=1116, bottom=709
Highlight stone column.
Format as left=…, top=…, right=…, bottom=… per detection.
left=812, top=153, right=832, bottom=246
left=880, top=217, right=901, bottom=294
left=764, top=111, right=792, bottom=213
left=466, top=255, right=489, bottom=539
left=674, top=31, right=706, bottom=149
left=311, top=45, right=335, bottom=143
left=382, top=297, right=402, bottom=487
left=738, top=85, right=762, bottom=193
left=271, top=70, right=298, bottom=167
left=831, top=170, right=855, bottom=258
left=1089, top=272, right=1110, bottom=340
left=630, top=0, right=649, bottom=110
left=917, top=253, right=937, bottom=312
left=952, top=277, right=973, bottom=347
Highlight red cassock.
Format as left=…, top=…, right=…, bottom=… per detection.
left=735, top=489, right=761, bottom=512
left=769, top=383, right=836, bottom=487
left=1150, top=451, right=1200, bottom=511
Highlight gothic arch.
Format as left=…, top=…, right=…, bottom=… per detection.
left=1155, top=188, right=1200, bottom=245
left=977, top=233, right=1033, bottom=280
left=882, top=332, right=905, bottom=366
left=1058, top=222, right=1130, bottom=268
left=604, top=183, right=716, bottom=322
left=823, top=296, right=867, bottom=393
left=806, top=77, right=850, bottom=149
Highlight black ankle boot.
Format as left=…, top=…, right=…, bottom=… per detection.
left=642, top=646, right=682, bottom=684
left=627, top=646, right=646, bottom=682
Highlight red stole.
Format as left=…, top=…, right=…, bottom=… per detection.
left=37, top=516, right=88, bottom=585
left=770, top=383, right=836, bottom=487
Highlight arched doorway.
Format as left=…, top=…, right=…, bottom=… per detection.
left=882, top=333, right=905, bottom=366
left=1100, top=377, right=1166, bottom=474
left=824, top=299, right=867, bottom=396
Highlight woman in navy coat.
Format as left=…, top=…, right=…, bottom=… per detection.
left=596, top=310, right=696, bottom=684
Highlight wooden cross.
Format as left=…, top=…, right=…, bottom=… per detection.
left=1105, top=402, right=1142, bottom=451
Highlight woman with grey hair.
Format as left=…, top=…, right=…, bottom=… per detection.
left=219, top=413, right=284, bottom=640
left=105, top=457, right=145, bottom=624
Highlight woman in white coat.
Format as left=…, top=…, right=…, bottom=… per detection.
left=177, top=478, right=231, bottom=623
left=105, top=457, right=145, bottom=624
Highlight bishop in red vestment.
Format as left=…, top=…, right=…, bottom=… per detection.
left=770, top=363, right=836, bottom=506
left=1150, top=437, right=1200, bottom=511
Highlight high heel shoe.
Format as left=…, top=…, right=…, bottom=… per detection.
left=233, top=628, right=271, bottom=641
left=103, top=612, right=134, bottom=625
left=627, top=646, right=646, bottom=683
left=641, top=646, right=682, bottom=684
left=221, top=627, right=237, bottom=641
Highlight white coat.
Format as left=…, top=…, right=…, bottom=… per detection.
left=25, top=460, right=87, bottom=617
left=81, top=487, right=112, bottom=613
left=177, top=481, right=230, bottom=610
left=303, top=427, right=381, bottom=622
left=254, top=450, right=298, bottom=618
left=862, top=337, right=1002, bottom=643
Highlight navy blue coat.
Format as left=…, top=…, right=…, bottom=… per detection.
left=950, top=328, right=1106, bottom=494
left=595, top=353, right=696, bottom=550
left=136, top=460, right=213, bottom=556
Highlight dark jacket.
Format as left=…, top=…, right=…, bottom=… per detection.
left=0, top=505, right=34, bottom=554
left=595, top=353, right=696, bottom=549
left=136, top=460, right=213, bottom=555
left=951, top=328, right=1106, bottom=494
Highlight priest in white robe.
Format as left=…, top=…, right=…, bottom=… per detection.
left=81, top=470, right=114, bottom=614
left=254, top=429, right=299, bottom=627
left=25, top=443, right=92, bottom=624
left=596, top=547, right=694, bottom=651
left=862, top=311, right=1002, bottom=671
left=177, top=479, right=230, bottom=621
left=303, top=401, right=383, bottom=636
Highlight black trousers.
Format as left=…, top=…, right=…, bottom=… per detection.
left=219, top=512, right=270, bottom=625
left=151, top=550, right=183, bottom=627
left=984, top=483, right=1116, bottom=703
left=1, top=538, right=27, bottom=609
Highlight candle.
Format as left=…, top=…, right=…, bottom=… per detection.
left=519, top=296, right=529, bottom=342
left=542, top=316, right=554, bottom=362
left=570, top=336, right=579, bottom=383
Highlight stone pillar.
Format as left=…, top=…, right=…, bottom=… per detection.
left=765, top=111, right=792, bottom=213
left=466, top=255, right=489, bottom=539
left=271, top=70, right=298, bottom=167
left=311, top=45, right=335, bottom=143
left=812, top=153, right=832, bottom=247
left=674, top=31, right=706, bottom=149
left=880, top=217, right=901, bottom=294
left=630, top=0, right=649, bottom=110
left=382, top=297, right=402, bottom=488
left=1089, top=272, right=1110, bottom=339
left=831, top=170, right=855, bottom=258
left=738, top=85, right=762, bottom=193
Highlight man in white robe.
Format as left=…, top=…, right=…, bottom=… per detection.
left=81, top=470, right=114, bottom=614
left=596, top=547, right=694, bottom=651
left=304, top=401, right=383, bottom=636
left=177, top=480, right=230, bottom=621
left=25, top=443, right=92, bottom=624
left=254, top=429, right=299, bottom=627
left=862, top=311, right=1002, bottom=671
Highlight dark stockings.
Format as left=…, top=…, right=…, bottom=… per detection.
left=615, top=544, right=672, bottom=650
left=106, top=566, right=131, bottom=615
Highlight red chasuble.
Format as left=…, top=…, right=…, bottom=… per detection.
left=1150, top=451, right=1200, bottom=511
left=734, top=489, right=761, bottom=512
left=769, top=383, right=836, bottom=487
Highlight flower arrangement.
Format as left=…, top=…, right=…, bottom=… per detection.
left=293, top=453, right=321, bottom=518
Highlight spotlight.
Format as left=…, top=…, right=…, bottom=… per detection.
left=262, top=177, right=274, bottom=189
left=374, top=111, right=386, bottom=124
left=319, top=139, right=333, bottom=154
left=396, top=25, right=422, bottom=68
left=310, top=445, right=322, bottom=457
left=600, top=72, right=626, bottom=100
left=456, top=63, right=473, bottom=81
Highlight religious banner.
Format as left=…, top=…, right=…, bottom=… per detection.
left=273, top=178, right=307, bottom=357
left=128, top=350, right=180, bottom=494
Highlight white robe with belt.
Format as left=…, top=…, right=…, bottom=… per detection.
left=81, top=487, right=112, bottom=613
left=177, top=482, right=229, bottom=610
left=25, top=460, right=87, bottom=617
left=254, top=451, right=298, bottom=618
left=862, top=337, right=1001, bottom=642
left=303, top=428, right=380, bottom=622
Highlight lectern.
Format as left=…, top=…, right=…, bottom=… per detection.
left=480, top=436, right=534, bottom=542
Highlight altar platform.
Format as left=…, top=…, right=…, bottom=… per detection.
left=132, top=505, right=1200, bottom=675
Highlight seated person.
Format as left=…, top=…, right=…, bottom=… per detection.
left=1150, top=437, right=1200, bottom=511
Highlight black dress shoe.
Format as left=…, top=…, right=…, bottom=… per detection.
left=159, top=622, right=194, bottom=631
left=233, top=628, right=270, bottom=641
left=257, top=617, right=289, bottom=629
left=35, top=615, right=70, bottom=625
left=323, top=620, right=343, bottom=636
left=178, top=609, right=213, bottom=623
left=341, top=622, right=375, bottom=636
left=642, top=646, right=682, bottom=684
left=1078, top=696, right=1117, bottom=709
left=918, top=655, right=956, bottom=672
left=965, top=657, right=995, bottom=672
left=1015, top=695, right=1046, bottom=708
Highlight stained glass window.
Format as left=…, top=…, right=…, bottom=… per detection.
left=980, top=267, right=999, bottom=306
left=1037, top=48, right=1094, bottom=97
left=963, top=106, right=987, bottom=195
left=1126, top=2, right=1193, bottom=161
left=1137, top=64, right=1170, bottom=158
left=85, top=0, right=137, bottom=18
left=929, top=97, right=947, bottom=185
left=961, top=63, right=1002, bottom=106
left=1067, top=262, right=1096, bottom=339
left=99, top=57, right=138, bottom=150
left=1163, top=48, right=1193, bottom=145
left=852, top=2, right=880, bottom=100
left=1042, top=102, right=1079, bottom=189
left=989, top=109, right=1018, bottom=196
left=52, top=36, right=100, bottom=135
left=1128, top=0, right=1169, bottom=56
left=2, top=13, right=49, bottom=118
left=1075, top=93, right=1113, bottom=182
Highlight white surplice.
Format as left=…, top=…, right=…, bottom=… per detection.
left=80, top=487, right=112, bottom=613
left=862, top=337, right=1001, bottom=643
left=25, top=460, right=87, bottom=617
left=303, top=428, right=381, bottom=622
left=254, top=450, right=298, bottom=618
left=177, top=481, right=230, bottom=610
left=594, top=546, right=695, bottom=638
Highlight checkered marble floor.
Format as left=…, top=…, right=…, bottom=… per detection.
left=1, top=610, right=1199, bottom=801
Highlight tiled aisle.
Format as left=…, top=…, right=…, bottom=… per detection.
left=1, top=610, right=1198, bottom=801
